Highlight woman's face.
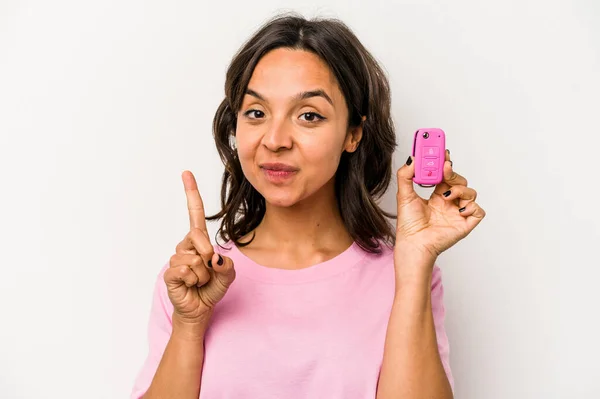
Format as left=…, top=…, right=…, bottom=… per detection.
left=235, top=48, right=362, bottom=208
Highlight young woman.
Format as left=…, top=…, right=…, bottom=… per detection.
left=131, top=13, right=485, bottom=399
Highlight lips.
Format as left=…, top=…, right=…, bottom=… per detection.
left=259, top=162, right=298, bottom=184
left=259, top=163, right=299, bottom=172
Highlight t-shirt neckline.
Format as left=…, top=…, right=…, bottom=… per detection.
left=221, top=240, right=368, bottom=284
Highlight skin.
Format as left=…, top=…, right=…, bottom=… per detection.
left=233, top=48, right=365, bottom=269
left=142, top=47, right=486, bottom=399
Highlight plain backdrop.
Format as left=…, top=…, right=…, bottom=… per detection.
left=0, top=1, right=598, bottom=398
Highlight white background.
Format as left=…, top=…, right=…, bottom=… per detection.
left=1, top=1, right=598, bottom=398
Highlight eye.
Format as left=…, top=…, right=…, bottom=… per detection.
left=299, top=112, right=325, bottom=123
left=243, top=109, right=265, bottom=119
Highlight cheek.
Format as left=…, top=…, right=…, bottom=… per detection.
left=234, top=133, right=266, bottom=193
left=301, top=137, right=343, bottom=175
left=234, top=127, right=258, bottom=162
left=236, top=142, right=256, bottom=179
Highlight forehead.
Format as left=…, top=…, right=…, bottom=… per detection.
left=247, top=48, right=342, bottom=102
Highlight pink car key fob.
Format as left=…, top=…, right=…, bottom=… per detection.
left=411, top=128, right=446, bottom=187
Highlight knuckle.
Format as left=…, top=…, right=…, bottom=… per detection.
left=192, top=265, right=210, bottom=284
left=190, top=255, right=204, bottom=267
left=177, top=265, right=190, bottom=277
left=164, top=266, right=185, bottom=282
left=175, top=239, right=189, bottom=253
left=169, top=254, right=179, bottom=266
left=474, top=202, right=485, bottom=218
left=201, top=247, right=215, bottom=259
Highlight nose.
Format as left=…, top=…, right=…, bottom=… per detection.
left=261, top=117, right=293, bottom=152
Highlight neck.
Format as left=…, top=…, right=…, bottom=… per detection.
left=250, top=180, right=353, bottom=251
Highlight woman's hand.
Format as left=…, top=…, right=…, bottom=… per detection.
left=395, top=150, right=486, bottom=262
left=164, top=171, right=236, bottom=329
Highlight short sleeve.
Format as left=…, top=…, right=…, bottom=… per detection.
left=431, top=265, right=455, bottom=393
left=130, top=263, right=174, bottom=399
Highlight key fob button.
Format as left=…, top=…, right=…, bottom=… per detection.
left=423, top=146, right=439, bottom=158
left=422, top=158, right=439, bottom=169
left=422, top=168, right=438, bottom=179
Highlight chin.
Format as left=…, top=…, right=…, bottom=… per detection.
left=263, top=193, right=298, bottom=208
left=259, top=187, right=302, bottom=208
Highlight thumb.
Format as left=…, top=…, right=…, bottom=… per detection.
left=211, top=253, right=236, bottom=288
left=397, top=156, right=417, bottom=202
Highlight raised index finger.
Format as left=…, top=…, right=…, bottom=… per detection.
left=181, top=170, right=208, bottom=231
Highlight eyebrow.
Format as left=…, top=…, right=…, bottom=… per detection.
left=245, top=88, right=334, bottom=107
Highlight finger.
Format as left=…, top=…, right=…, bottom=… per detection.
left=170, top=253, right=211, bottom=287
left=186, top=228, right=215, bottom=269
left=210, top=253, right=236, bottom=289
left=440, top=185, right=478, bottom=208
left=175, top=237, right=196, bottom=254
left=442, top=160, right=468, bottom=187
left=458, top=202, right=487, bottom=230
left=164, top=265, right=199, bottom=288
left=175, top=229, right=210, bottom=254
left=433, top=161, right=467, bottom=196
left=444, top=149, right=454, bottom=169
left=431, top=149, right=452, bottom=195
left=396, top=156, right=419, bottom=204
left=170, top=253, right=204, bottom=268
left=182, top=170, right=208, bottom=232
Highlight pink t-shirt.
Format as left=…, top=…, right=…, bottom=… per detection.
left=131, top=241, right=454, bottom=398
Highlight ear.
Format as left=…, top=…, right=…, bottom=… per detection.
left=343, top=116, right=366, bottom=153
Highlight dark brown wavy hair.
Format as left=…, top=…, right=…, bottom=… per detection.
left=206, top=12, right=397, bottom=254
